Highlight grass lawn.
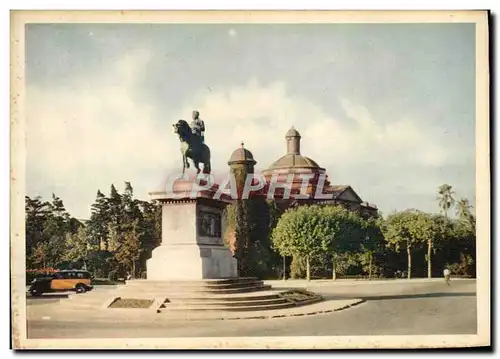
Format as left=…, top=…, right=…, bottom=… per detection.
left=279, top=289, right=322, bottom=303
left=108, top=298, right=154, bottom=308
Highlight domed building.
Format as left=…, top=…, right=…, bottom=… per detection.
left=262, top=126, right=329, bottom=204
left=228, top=142, right=257, bottom=169
left=227, top=142, right=260, bottom=198
left=229, top=127, right=378, bottom=218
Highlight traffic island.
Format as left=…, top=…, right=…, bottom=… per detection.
left=28, top=296, right=364, bottom=323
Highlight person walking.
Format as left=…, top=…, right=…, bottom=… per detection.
left=443, top=267, right=451, bottom=286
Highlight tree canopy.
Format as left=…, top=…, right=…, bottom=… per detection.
left=25, top=182, right=161, bottom=278
left=26, top=181, right=476, bottom=281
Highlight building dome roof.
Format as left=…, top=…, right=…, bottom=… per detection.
left=266, top=153, right=321, bottom=171
left=228, top=142, right=257, bottom=165
left=285, top=126, right=301, bottom=138
left=263, top=127, right=325, bottom=176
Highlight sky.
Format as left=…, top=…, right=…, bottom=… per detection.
left=25, top=23, right=476, bottom=219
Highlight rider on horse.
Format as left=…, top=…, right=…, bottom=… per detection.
left=173, top=111, right=211, bottom=175
left=190, top=110, right=205, bottom=144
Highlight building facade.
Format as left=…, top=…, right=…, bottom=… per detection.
left=228, top=127, right=378, bottom=218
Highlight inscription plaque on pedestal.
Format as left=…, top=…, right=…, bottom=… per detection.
left=198, top=211, right=222, bottom=238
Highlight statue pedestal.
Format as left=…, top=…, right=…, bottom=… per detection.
left=147, top=180, right=237, bottom=280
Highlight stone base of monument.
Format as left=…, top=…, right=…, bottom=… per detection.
left=58, top=179, right=324, bottom=316
left=146, top=245, right=238, bottom=280
left=59, top=278, right=324, bottom=314
left=146, top=180, right=239, bottom=280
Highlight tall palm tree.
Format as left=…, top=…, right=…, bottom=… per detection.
left=456, top=198, right=473, bottom=220
left=437, top=184, right=455, bottom=218
left=437, top=184, right=455, bottom=263
left=456, top=198, right=475, bottom=232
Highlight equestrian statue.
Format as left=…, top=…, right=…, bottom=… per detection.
left=172, top=110, right=211, bottom=175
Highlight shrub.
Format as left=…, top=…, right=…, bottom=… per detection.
left=92, top=268, right=105, bottom=279
left=447, top=254, right=475, bottom=278
left=140, top=271, right=147, bottom=279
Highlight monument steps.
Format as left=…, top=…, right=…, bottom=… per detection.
left=162, top=292, right=284, bottom=301
left=57, top=283, right=324, bottom=313
left=163, top=297, right=289, bottom=307
left=123, top=279, right=264, bottom=290
left=58, top=282, right=288, bottom=311
left=116, top=283, right=273, bottom=295
left=126, top=278, right=259, bottom=286
left=59, top=286, right=285, bottom=309
left=159, top=301, right=296, bottom=312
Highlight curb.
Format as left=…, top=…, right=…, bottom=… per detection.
left=28, top=298, right=365, bottom=323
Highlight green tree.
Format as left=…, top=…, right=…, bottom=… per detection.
left=31, top=242, right=49, bottom=268
left=223, top=203, right=243, bottom=273
left=68, top=217, right=84, bottom=235
left=63, top=226, right=91, bottom=266
left=50, top=193, right=71, bottom=223
left=122, top=182, right=142, bottom=224
left=119, top=182, right=145, bottom=273
left=108, top=184, right=123, bottom=227
left=37, top=194, right=72, bottom=267
left=86, top=190, right=110, bottom=250
left=115, top=219, right=142, bottom=277
left=384, top=210, right=426, bottom=279
left=223, top=198, right=278, bottom=278
left=246, top=198, right=278, bottom=278
left=267, top=200, right=284, bottom=229
left=137, top=199, right=162, bottom=273
left=86, top=251, right=115, bottom=278
left=83, top=183, right=162, bottom=277
left=437, top=184, right=455, bottom=218
left=456, top=198, right=475, bottom=231
left=437, top=184, right=456, bottom=262
left=107, top=222, right=121, bottom=253
left=26, top=194, right=81, bottom=269
left=408, top=212, right=440, bottom=278
left=25, top=196, right=51, bottom=265
left=450, top=217, right=476, bottom=277
left=271, top=205, right=334, bottom=281
left=456, top=198, right=472, bottom=219
left=359, top=217, right=385, bottom=280
left=266, top=200, right=285, bottom=278
left=319, top=206, right=365, bottom=280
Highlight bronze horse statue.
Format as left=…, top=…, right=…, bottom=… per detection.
left=172, top=119, right=211, bottom=175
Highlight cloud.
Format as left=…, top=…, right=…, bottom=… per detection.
left=180, top=80, right=459, bottom=171
left=318, top=97, right=452, bottom=168
left=26, top=48, right=177, bottom=217
left=26, top=51, right=469, bottom=219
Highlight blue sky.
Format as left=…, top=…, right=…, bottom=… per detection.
left=25, top=23, right=476, bottom=219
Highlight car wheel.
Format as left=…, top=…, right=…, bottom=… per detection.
left=75, top=284, right=87, bottom=294
left=30, top=290, right=42, bottom=297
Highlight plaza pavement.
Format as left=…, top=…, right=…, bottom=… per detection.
left=26, top=278, right=476, bottom=338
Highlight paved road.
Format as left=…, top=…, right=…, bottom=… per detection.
left=26, top=285, right=117, bottom=306
left=27, top=279, right=476, bottom=338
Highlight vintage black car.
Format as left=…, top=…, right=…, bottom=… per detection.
left=28, top=270, right=93, bottom=297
